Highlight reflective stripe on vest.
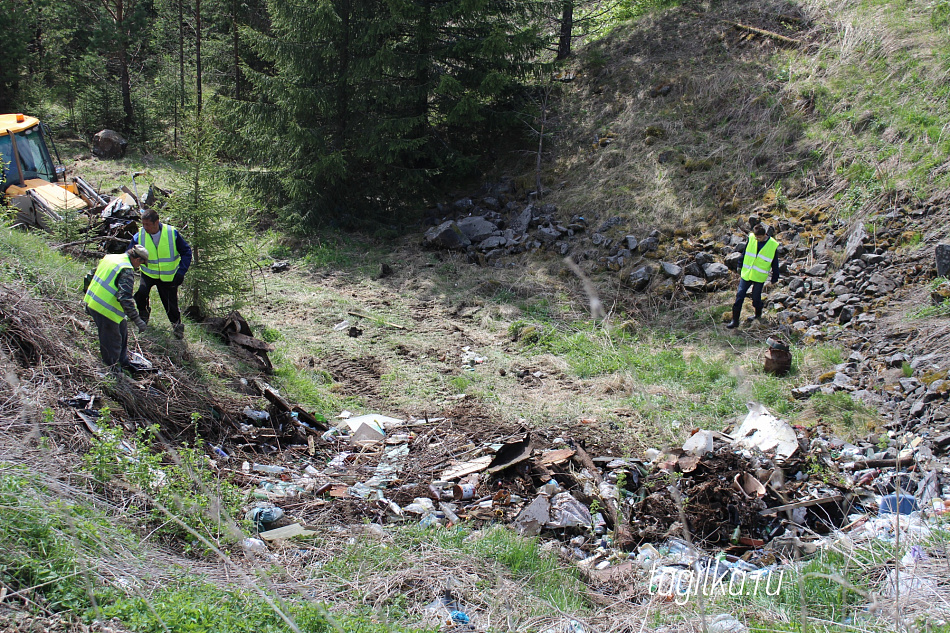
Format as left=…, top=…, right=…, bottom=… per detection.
left=740, top=234, right=778, bottom=283
left=83, top=254, right=133, bottom=323
left=139, top=224, right=180, bottom=281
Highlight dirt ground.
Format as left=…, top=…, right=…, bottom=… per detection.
left=249, top=242, right=680, bottom=460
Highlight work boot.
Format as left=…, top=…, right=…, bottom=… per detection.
left=173, top=322, right=184, bottom=340
left=726, top=307, right=741, bottom=329
left=746, top=308, right=763, bottom=323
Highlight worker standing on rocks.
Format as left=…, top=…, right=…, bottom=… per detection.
left=727, top=223, right=779, bottom=329
left=129, top=209, right=192, bottom=339
left=84, top=245, right=150, bottom=372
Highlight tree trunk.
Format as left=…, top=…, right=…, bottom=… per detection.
left=177, top=0, right=184, bottom=146
left=232, top=0, right=240, bottom=99
left=334, top=0, right=350, bottom=151
left=557, top=1, right=573, bottom=60
left=412, top=0, right=432, bottom=144
left=119, top=38, right=134, bottom=132
left=195, top=0, right=202, bottom=114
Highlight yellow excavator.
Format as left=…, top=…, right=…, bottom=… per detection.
left=1, top=113, right=108, bottom=229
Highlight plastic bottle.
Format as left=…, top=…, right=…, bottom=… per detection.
left=211, top=445, right=229, bottom=459
left=253, top=463, right=287, bottom=474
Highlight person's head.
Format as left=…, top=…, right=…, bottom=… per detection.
left=141, top=209, right=161, bottom=234
left=753, top=223, right=768, bottom=243
left=127, top=244, right=149, bottom=269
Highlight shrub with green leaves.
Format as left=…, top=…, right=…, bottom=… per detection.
left=83, top=420, right=246, bottom=552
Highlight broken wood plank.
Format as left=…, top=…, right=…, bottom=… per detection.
left=486, top=433, right=532, bottom=474
left=539, top=448, right=575, bottom=466
left=759, top=495, right=843, bottom=516
left=259, top=523, right=317, bottom=540
left=227, top=331, right=275, bottom=352
left=726, top=20, right=802, bottom=46
left=440, top=455, right=492, bottom=481
left=292, top=406, right=329, bottom=432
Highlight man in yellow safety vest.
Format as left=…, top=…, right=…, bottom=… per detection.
left=129, top=209, right=192, bottom=339
left=83, top=245, right=150, bottom=371
left=727, top=223, right=780, bottom=329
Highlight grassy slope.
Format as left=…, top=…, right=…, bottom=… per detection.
left=5, top=0, right=950, bottom=630
left=545, top=0, right=950, bottom=231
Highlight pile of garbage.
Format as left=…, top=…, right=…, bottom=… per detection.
left=50, top=182, right=172, bottom=255
left=225, top=397, right=947, bottom=565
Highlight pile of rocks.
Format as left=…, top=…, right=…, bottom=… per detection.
left=423, top=185, right=950, bottom=461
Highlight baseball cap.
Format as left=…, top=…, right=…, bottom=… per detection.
left=130, top=244, right=150, bottom=261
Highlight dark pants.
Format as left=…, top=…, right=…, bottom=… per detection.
left=88, top=308, right=129, bottom=368
left=135, top=275, right=181, bottom=325
left=732, top=278, right=765, bottom=319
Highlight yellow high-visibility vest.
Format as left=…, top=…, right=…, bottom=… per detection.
left=138, top=224, right=181, bottom=281
left=741, top=234, right=778, bottom=283
left=83, top=254, right=132, bottom=323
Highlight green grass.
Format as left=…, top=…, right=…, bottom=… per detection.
left=271, top=349, right=348, bottom=416
left=0, top=467, right=103, bottom=612
left=782, top=0, right=950, bottom=203
left=511, top=319, right=803, bottom=432
left=316, top=523, right=589, bottom=620
left=0, top=227, right=89, bottom=299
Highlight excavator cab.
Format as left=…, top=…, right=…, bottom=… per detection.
left=0, top=113, right=59, bottom=186
left=1, top=113, right=102, bottom=229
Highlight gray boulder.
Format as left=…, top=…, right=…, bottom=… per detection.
left=536, top=226, right=561, bottom=244
left=91, top=129, right=128, bottom=159
left=424, top=221, right=470, bottom=250
left=660, top=262, right=682, bottom=278
left=683, top=275, right=706, bottom=291
left=844, top=222, right=867, bottom=262
left=628, top=265, right=655, bottom=291
left=509, top=207, right=534, bottom=235
left=937, top=244, right=950, bottom=277
left=867, top=272, right=897, bottom=295
left=724, top=252, right=743, bottom=271
left=639, top=236, right=659, bottom=253
left=478, top=236, right=507, bottom=250
left=457, top=216, right=498, bottom=243
left=702, top=262, right=731, bottom=280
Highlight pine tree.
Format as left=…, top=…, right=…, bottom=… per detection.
left=170, top=111, right=256, bottom=317
left=236, top=0, right=548, bottom=229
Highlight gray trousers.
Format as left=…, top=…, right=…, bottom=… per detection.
left=88, top=308, right=129, bottom=368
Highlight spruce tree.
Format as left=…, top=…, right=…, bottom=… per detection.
left=170, top=112, right=256, bottom=317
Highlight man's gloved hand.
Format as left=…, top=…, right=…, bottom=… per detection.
left=134, top=318, right=148, bottom=333
left=172, top=273, right=185, bottom=287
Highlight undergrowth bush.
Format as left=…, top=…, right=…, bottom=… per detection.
left=83, top=416, right=245, bottom=553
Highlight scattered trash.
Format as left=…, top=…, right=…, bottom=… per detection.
left=241, top=538, right=267, bottom=554
left=706, top=614, right=748, bottom=633
left=731, top=402, right=799, bottom=461
left=259, top=523, right=316, bottom=541
left=245, top=505, right=285, bottom=530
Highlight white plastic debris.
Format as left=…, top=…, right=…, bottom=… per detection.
left=683, top=429, right=714, bottom=456
left=706, top=614, right=748, bottom=633
left=732, top=403, right=799, bottom=460
left=241, top=538, right=267, bottom=554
